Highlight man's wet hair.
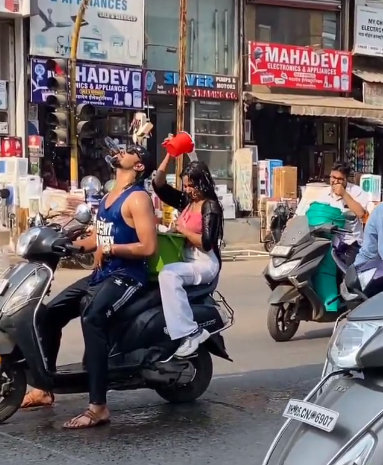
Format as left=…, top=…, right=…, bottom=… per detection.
left=331, top=162, right=351, bottom=178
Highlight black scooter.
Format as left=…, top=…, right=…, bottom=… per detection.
left=264, top=215, right=350, bottom=342
left=0, top=205, right=234, bottom=423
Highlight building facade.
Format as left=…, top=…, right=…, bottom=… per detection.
left=144, top=0, right=241, bottom=184
left=243, top=0, right=383, bottom=185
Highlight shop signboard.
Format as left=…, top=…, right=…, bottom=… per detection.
left=29, top=0, right=144, bottom=66
left=30, top=58, right=144, bottom=109
left=363, top=82, right=383, bottom=106
left=248, top=42, right=352, bottom=92
left=354, top=4, right=383, bottom=57
left=144, top=70, right=239, bottom=100
left=0, top=0, right=21, bottom=14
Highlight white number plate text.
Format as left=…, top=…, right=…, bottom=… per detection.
left=283, top=399, right=339, bottom=432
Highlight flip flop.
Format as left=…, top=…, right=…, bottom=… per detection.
left=62, top=409, right=111, bottom=429
left=21, top=390, right=55, bottom=409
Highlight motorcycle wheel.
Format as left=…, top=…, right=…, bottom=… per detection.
left=0, top=358, right=27, bottom=423
left=267, top=303, right=300, bottom=342
left=264, top=240, right=275, bottom=253
left=76, top=253, right=95, bottom=271
left=155, top=347, right=213, bottom=403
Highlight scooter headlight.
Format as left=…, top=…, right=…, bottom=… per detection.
left=16, top=228, right=40, bottom=257
left=331, top=433, right=375, bottom=465
left=268, top=259, right=300, bottom=279
left=328, top=320, right=383, bottom=370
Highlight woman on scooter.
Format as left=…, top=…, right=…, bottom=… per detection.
left=153, top=137, right=224, bottom=357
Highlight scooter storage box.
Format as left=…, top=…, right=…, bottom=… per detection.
left=148, top=232, right=186, bottom=279
left=307, top=202, right=345, bottom=312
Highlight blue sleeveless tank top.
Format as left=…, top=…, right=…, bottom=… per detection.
left=89, top=184, right=149, bottom=286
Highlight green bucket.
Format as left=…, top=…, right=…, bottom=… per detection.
left=307, top=202, right=345, bottom=312
left=149, top=232, right=186, bottom=280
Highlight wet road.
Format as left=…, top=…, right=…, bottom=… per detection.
left=2, top=259, right=332, bottom=465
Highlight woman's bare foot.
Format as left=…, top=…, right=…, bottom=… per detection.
left=21, top=389, right=54, bottom=408
left=63, top=404, right=110, bottom=429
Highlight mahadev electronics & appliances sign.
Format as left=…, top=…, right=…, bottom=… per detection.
left=29, top=0, right=144, bottom=66
left=248, top=42, right=352, bottom=92
left=30, top=58, right=144, bottom=109
left=354, top=5, right=383, bottom=57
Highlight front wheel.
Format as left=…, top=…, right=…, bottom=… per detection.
left=267, top=303, right=300, bottom=342
left=155, top=348, right=213, bottom=403
left=0, top=358, right=27, bottom=423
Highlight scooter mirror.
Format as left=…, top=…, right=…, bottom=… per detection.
left=74, top=203, right=92, bottom=224
left=343, top=209, right=357, bottom=221
left=0, top=188, right=10, bottom=199
left=104, top=180, right=115, bottom=193
left=80, top=176, right=102, bottom=196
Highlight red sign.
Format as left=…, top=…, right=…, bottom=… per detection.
left=1, top=137, right=22, bottom=157
left=248, top=42, right=352, bottom=92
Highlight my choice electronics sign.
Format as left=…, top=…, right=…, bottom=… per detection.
left=248, top=42, right=352, bottom=92
left=354, top=5, right=383, bottom=57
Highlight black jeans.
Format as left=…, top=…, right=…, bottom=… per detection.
left=43, top=274, right=142, bottom=405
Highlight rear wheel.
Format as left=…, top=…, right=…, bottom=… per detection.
left=76, top=253, right=95, bottom=271
left=155, top=348, right=213, bottom=403
left=267, top=303, right=300, bottom=342
left=0, top=358, right=27, bottom=423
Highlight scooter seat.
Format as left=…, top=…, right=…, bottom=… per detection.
left=130, top=275, right=219, bottom=316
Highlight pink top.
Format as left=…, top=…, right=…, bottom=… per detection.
left=178, top=205, right=202, bottom=234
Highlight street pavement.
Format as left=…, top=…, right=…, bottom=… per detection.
left=1, top=258, right=333, bottom=465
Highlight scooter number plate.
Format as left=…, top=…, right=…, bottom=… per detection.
left=0, top=279, right=8, bottom=296
left=270, top=245, right=291, bottom=257
left=283, top=399, right=339, bottom=432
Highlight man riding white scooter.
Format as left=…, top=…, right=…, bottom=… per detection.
left=22, top=142, right=158, bottom=429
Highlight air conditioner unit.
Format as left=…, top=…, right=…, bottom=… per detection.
left=245, top=119, right=252, bottom=142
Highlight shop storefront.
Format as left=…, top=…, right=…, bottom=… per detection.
left=349, top=2, right=383, bottom=178
left=244, top=41, right=383, bottom=186
left=144, top=69, right=239, bottom=181
left=0, top=9, right=27, bottom=146
left=30, top=59, right=145, bottom=187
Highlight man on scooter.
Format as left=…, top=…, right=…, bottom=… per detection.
left=295, top=162, right=368, bottom=265
left=21, top=143, right=158, bottom=429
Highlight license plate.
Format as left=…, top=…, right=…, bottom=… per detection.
left=270, top=245, right=291, bottom=257
left=0, top=279, right=8, bottom=296
left=283, top=399, right=339, bottom=432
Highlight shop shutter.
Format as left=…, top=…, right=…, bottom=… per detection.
left=246, top=0, right=341, bottom=11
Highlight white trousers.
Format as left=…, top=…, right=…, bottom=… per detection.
left=158, top=252, right=219, bottom=340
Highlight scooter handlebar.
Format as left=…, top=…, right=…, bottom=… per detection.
left=52, top=243, right=85, bottom=255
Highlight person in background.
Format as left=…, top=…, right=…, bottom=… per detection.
left=354, top=202, right=383, bottom=267
left=295, top=162, right=368, bottom=265
left=153, top=142, right=224, bottom=357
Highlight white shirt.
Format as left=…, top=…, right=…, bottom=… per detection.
left=295, top=183, right=369, bottom=245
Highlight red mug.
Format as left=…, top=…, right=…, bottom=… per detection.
left=162, top=132, right=195, bottom=158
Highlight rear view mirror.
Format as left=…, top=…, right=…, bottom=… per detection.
left=74, top=203, right=92, bottom=224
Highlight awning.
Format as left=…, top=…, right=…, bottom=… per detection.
left=353, top=68, right=383, bottom=83
left=244, top=92, right=383, bottom=119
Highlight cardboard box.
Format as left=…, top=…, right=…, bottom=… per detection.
left=273, top=166, right=298, bottom=199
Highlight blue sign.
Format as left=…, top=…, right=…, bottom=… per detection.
left=31, top=58, right=144, bottom=109
left=144, top=69, right=238, bottom=100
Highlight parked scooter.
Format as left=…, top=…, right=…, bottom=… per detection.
left=264, top=215, right=352, bottom=342
left=261, top=263, right=383, bottom=465
left=264, top=203, right=294, bottom=253
left=0, top=204, right=234, bottom=423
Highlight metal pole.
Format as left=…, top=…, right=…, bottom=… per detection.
left=69, top=0, right=89, bottom=189
left=175, top=0, right=187, bottom=189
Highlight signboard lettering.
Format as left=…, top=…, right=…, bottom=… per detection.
left=145, top=70, right=239, bottom=100
left=248, top=42, right=352, bottom=92
left=354, top=5, right=383, bottom=57
left=31, top=58, right=144, bottom=109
